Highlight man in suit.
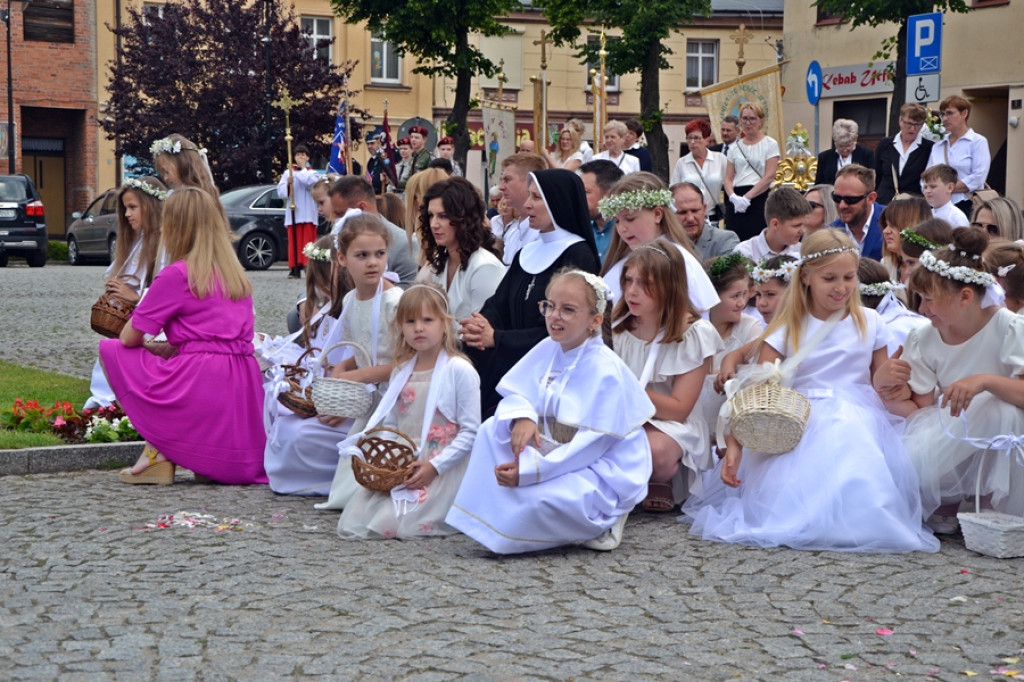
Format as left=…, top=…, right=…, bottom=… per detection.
left=672, top=181, right=738, bottom=260
left=828, top=164, right=885, bottom=261
left=873, top=103, right=933, bottom=204
left=814, top=119, right=874, bottom=186
left=708, top=115, right=739, bottom=157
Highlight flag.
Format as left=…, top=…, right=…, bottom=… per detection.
left=379, top=110, right=399, bottom=187
left=328, top=99, right=348, bottom=175
left=700, top=65, right=785, bottom=150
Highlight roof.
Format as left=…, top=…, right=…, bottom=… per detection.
left=711, top=0, right=784, bottom=14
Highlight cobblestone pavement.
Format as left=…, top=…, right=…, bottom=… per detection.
left=0, top=260, right=303, bottom=380
left=3, top=262, right=1024, bottom=679
left=2, top=469, right=1023, bottom=680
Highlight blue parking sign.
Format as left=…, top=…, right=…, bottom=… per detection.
left=907, top=12, right=942, bottom=76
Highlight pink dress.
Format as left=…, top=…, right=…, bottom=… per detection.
left=99, top=261, right=268, bottom=484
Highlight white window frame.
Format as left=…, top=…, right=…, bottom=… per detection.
left=300, top=16, right=333, bottom=62
left=686, top=39, right=718, bottom=91
left=585, top=36, right=620, bottom=93
left=142, top=3, right=164, bottom=21
left=371, top=33, right=403, bottom=84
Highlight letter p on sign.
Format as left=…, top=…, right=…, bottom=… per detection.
left=907, top=12, right=942, bottom=75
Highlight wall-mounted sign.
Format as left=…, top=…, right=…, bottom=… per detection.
left=820, top=62, right=894, bottom=99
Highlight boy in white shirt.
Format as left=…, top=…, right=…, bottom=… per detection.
left=921, top=163, right=970, bottom=228
left=733, top=186, right=807, bottom=262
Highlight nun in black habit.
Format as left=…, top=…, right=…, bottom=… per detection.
left=460, top=169, right=601, bottom=417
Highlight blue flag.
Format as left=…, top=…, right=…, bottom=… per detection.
left=328, top=100, right=348, bottom=175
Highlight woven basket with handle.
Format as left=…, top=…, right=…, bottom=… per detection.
left=351, top=426, right=417, bottom=492
left=276, top=347, right=320, bottom=418
left=311, top=341, right=374, bottom=418
left=90, top=275, right=140, bottom=338
left=730, top=381, right=811, bottom=455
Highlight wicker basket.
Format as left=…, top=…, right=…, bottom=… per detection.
left=958, top=447, right=1024, bottom=558
left=276, top=347, right=320, bottom=418
left=729, top=381, right=811, bottom=455
left=90, top=292, right=136, bottom=338
left=311, top=342, right=374, bottom=418
left=351, top=426, right=417, bottom=492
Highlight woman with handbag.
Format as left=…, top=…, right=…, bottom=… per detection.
left=682, top=229, right=939, bottom=553
left=723, top=103, right=780, bottom=242
left=670, top=119, right=727, bottom=225
left=84, top=177, right=167, bottom=409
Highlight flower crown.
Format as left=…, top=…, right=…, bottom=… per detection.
left=598, top=188, right=673, bottom=221
left=802, top=246, right=859, bottom=262
left=750, top=258, right=799, bottom=284
left=572, top=270, right=614, bottom=311
left=900, top=228, right=942, bottom=251
left=707, top=252, right=749, bottom=281
left=858, top=280, right=905, bottom=297
left=302, top=242, right=332, bottom=262
left=149, top=137, right=202, bottom=157
left=919, top=250, right=995, bottom=287
left=122, top=178, right=167, bottom=201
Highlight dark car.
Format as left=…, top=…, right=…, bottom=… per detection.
left=0, top=174, right=47, bottom=267
left=222, top=184, right=288, bottom=270
left=66, top=189, right=119, bottom=265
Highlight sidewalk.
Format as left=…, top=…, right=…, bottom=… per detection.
left=2, top=468, right=1021, bottom=680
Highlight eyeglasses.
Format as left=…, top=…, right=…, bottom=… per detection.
left=808, top=201, right=824, bottom=210
left=685, top=135, right=704, bottom=142
left=740, top=116, right=760, bottom=122
left=971, top=221, right=1000, bottom=236
left=900, top=119, right=924, bottom=128
left=539, top=301, right=580, bottom=321
left=831, top=193, right=868, bottom=205
left=939, top=109, right=961, bottom=119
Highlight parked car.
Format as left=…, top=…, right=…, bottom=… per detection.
left=66, top=189, right=119, bottom=265
left=0, top=174, right=47, bottom=268
left=222, top=184, right=288, bottom=271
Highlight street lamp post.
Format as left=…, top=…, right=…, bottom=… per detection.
left=262, top=0, right=272, bottom=181
left=4, top=0, right=14, bottom=173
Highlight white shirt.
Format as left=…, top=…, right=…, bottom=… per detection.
left=926, top=128, right=991, bottom=204
left=593, top=150, right=641, bottom=175
left=603, top=240, right=720, bottom=313
left=837, top=204, right=876, bottom=252
left=671, top=151, right=728, bottom=208
left=500, top=216, right=539, bottom=266
left=276, top=168, right=320, bottom=226
left=733, top=229, right=802, bottom=263
left=416, top=248, right=506, bottom=322
left=893, top=131, right=923, bottom=174
left=932, top=201, right=970, bottom=228
left=727, top=136, right=780, bottom=187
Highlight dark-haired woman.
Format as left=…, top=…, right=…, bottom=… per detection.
left=416, top=177, right=505, bottom=321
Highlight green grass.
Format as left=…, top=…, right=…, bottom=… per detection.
left=0, top=361, right=91, bottom=450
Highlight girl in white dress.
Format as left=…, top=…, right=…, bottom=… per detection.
left=269, top=216, right=401, bottom=500
left=684, top=229, right=939, bottom=553
left=85, top=177, right=167, bottom=409
left=447, top=270, right=655, bottom=554
left=612, top=244, right=722, bottom=511
left=874, top=227, right=1024, bottom=534
left=338, top=284, right=480, bottom=539
left=857, top=257, right=926, bottom=355
left=699, top=253, right=762, bottom=439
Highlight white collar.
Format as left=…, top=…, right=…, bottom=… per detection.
left=517, top=226, right=582, bottom=274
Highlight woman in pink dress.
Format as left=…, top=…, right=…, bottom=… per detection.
left=100, top=187, right=268, bottom=485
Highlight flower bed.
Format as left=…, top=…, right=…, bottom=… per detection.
left=1, top=399, right=142, bottom=445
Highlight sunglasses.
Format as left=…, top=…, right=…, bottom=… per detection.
left=831, top=193, right=868, bottom=205
left=971, top=221, right=1000, bottom=236
left=808, top=201, right=824, bottom=210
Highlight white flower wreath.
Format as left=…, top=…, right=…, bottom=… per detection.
left=919, top=250, right=995, bottom=287
left=122, top=178, right=167, bottom=201
left=597, top=188, right=673, bottom=221
left=302, top=242, right=332, bottom=262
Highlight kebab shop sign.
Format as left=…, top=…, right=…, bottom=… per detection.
left=820, top=62, right=894, bottom=99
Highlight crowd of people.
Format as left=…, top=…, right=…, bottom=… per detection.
left=89, top=94, right=1024, bottom=555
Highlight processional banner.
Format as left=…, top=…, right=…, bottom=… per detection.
left=701, top=64, right=785, bottom=147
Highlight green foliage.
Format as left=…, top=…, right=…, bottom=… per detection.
left=47, top=240, right=68, bottom=262
left=0, top=362, right=90, bottom=409
left=543, top=0, right=712, bottom=76
left=811, top=0, right=969, bottom=28
left=330, top=0, right=520, bottom=79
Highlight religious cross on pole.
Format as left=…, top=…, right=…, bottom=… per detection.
left=533, top=30, right=552, bottom=148
left=730, top=23, right=753, bottom=76
left=274, top=90, right=299, bottom=210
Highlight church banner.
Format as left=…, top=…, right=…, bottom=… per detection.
left=701, top=64, right=785, bottom=147
left=481, top=104, right=516, bottom=188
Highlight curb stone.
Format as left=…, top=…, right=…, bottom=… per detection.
left=0, top=441, right=144, bottom=476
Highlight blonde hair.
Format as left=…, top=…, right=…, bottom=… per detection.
left=153, top=133, right=231, bottom=236
left=113, top=176, right=165, bottom=287
left=555, top=127, right=582, bottom=164
left=760, top=228, right=865, bottom=353
left=612, top=244, right=697, bottom=344
left=547, top=269, right=606, bottom=337
left=403, top=168, right=448, bottom=263
left=161, top=187, right=252, bottom=300
left=390, top=283, right=466, bottom=365
left=600, top=172, right=696, bottom=276
left=603, top=120, right=628, bottom=137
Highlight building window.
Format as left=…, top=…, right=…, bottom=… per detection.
left=300, top=17, right=332, bottom=62
left=142, top=3, right=163, bottom=23
left=816, top=6, right=844, bottom=25
left=23, top=0, right=74, bottom=43
left=586, top=35, right=619, bottom=92
left=686, top=40, right=718, bottom=91
left=371, top=33, right=402, bottom=83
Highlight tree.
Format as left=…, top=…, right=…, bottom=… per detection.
left=103, top=0, right=366, bottom=189
left=329, top=0, right=519, bottom=171
left=812, top=0, right=969, bottom=135
left=543, top=0, right=712, bottom=181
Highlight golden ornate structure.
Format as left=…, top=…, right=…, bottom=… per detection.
left=773, top=123, right=817, bottom=191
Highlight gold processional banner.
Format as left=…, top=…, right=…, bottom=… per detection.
left=701, top=64, right=785, bottom=147
left=481, top=104, right=516, bottom=189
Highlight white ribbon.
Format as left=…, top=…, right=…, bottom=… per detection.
left=262, top=365, right=290, bottom=444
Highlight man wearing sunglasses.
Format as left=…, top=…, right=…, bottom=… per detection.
left=828, top=164, right=884, bottom=261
